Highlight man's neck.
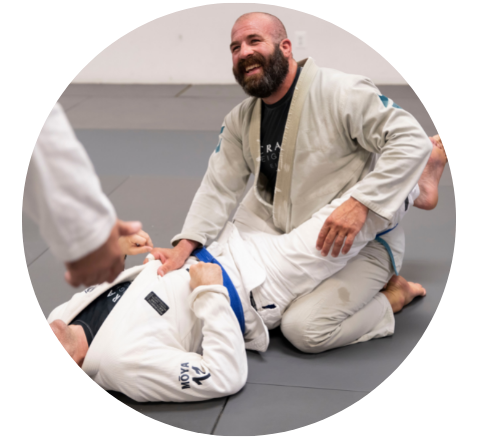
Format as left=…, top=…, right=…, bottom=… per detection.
left=262, top=60, right=298, bottom=105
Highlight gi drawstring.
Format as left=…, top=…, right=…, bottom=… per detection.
left=375, top=224, right=399, bottom=276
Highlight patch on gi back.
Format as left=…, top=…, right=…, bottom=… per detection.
left=145, top=292, right=169, bottom=316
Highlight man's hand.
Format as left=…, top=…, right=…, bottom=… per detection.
left=316, top=197, right=369, bottom=257
left=118, top=230, right=153, bottom=256
left=65, top=220, right=142, bottom=287
left=145, top=239, right=199, bottom=276
left=189, top=262, right=223, bottom=291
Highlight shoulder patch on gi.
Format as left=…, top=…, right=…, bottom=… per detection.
left=215, top=126, right=225, bottom=153
left=378, top=94, right=401, bottom=109
left=145, top=292, right=169, bottom=316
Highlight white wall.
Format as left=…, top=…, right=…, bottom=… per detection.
left=73, top=4, right=406, bottom=85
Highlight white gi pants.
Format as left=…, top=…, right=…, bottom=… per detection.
left=233, top=185, right=410, bottom=353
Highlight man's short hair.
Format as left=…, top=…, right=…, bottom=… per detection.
left=236, top=12, right=288, bottom=43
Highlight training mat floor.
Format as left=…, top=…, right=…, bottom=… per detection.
left=22, top=86, right=468, bottom=435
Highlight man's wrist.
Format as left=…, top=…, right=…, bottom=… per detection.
left=350, top=196, right=369, bottom=213
left=177, top=239, right=200, bottom=257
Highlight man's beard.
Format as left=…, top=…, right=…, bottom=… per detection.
left=233, top=44, right=290, bottom=99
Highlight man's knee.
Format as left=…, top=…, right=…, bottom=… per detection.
left=281, top=305, right=339, bottom=354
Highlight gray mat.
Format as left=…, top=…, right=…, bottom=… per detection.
left=109, top=391, right=227, bottom=434
left=214, top=384, right=367, bottom=435
left=64, top=96, right=244, bottom=131
left=182, top=84, right=249, bottom=99
left=76, top=130, right=219, bottom=177
left=62, top=84, right=188, bottom=98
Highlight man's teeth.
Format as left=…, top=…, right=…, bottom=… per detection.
left=245, top=64, right=260, bottom=72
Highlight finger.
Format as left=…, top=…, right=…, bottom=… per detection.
left=117, top=220, right=142, bottom=237
left=129, top=246, right=153, bottom=255
left=159, top=261, right=174, bottom=276
left=157, top=265, right=165, bottom=276
left=331, top=233, right=347, bottom=258
left=321, top=228, right=337, bottom=257
left=316, top=224, right=331, bottom=250
left=341, top=232, right=357, bottom=255
left=134, top=236, right=147, bottom=246
left=150, top=249, right=166, bottom=262
left=138, top=230, right=153, bottom=247
left=156, top=252, right=167, bottom=264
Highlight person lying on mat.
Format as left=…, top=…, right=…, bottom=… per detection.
left=47, top=139, right=447, bottom=402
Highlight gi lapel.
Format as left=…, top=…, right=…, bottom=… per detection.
left=62, top=264, right=147, bottom=324
left=273, top=58, right=320, bottom=232
left=249, top=97, right=271, bottom=207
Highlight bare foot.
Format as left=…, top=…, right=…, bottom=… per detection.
left=49, top=320, right=88, bottom=367
left=381, top=275, right=426, bottom=313
left=414, top=135, right=448, bottom=210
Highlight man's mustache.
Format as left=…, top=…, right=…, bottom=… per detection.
left=237, top=54, right=267, bottom=74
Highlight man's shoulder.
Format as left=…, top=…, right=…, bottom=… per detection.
left=313, top=66, right=375, bottom=94
left=226, top=95, right=257, bottom=123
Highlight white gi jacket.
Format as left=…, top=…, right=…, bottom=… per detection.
left=172, top=58, right=432, bottom=246
left=47, top=225, right=269, bottom=403
left=24, top=104, right=116, bottom=262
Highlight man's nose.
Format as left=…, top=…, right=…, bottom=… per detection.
left=239, top=43, right=254, bottom=59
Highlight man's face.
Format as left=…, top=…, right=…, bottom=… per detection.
left=230, top=17, right=289, bottom=98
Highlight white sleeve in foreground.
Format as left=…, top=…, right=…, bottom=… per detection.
left=23, top=103, right=116, bottom=262
left=106, top=286, right=248, bottom=403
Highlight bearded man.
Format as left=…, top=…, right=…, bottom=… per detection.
left=150, top=12, right=439, bottom=353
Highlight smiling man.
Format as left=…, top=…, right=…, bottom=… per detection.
left=151, top=12, right=438, bottom=354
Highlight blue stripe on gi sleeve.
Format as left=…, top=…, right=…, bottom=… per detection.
left=215, top=127, right=225, bottom=152
left=379, top=95, right=402, bottom=109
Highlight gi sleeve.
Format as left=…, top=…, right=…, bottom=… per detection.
left=171, top=111, right=252, bottom=246
left=23, top=103, right=117, bottom=262
left=105, top=285, right=247, bottom=403
left=341, top=78, right=433, bottom=221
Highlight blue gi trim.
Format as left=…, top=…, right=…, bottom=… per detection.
left=376, top=223, right=398, bottom=237
left=191, top=247, right=246, bottom=335
left=379, top=95, right=402, bottom=110
left=215, top=126, right=225, bottom=153
left=375, top=226, right=399, bottom=276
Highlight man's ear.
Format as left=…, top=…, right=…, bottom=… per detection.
left=280, top=38, right=293, bottom=58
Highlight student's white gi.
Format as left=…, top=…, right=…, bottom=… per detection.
left=23, top=104, right=116, bottom=262
left=48, top=228, right=269, bottom=403
left=48, top=185, right=415, bottom=403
